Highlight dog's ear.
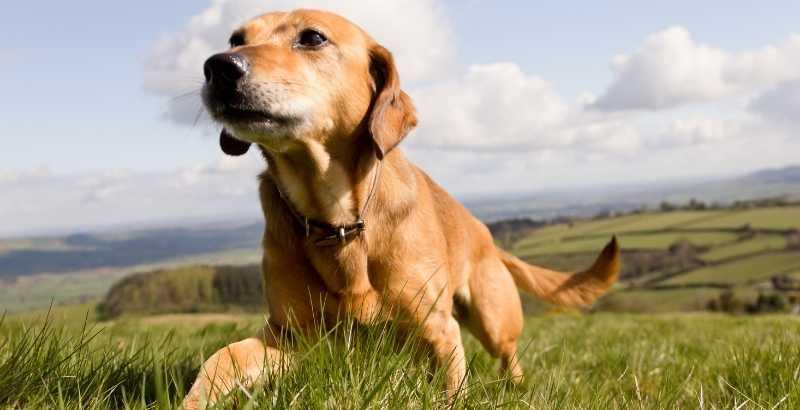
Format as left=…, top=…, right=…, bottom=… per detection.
left=219, top=129, right=251, bottom=156
left=368, top=45, right=417, bottom=160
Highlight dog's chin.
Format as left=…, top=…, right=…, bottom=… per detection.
left=212, top=108, right=302, bottom=145
left=228, top=123, right=290, bottom=148
left=225, top=118, right=286, bottom=136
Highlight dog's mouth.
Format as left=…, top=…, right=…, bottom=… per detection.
left=202, top=85, right=298, bottom=130
left=218, top=106, right=292, bottom=125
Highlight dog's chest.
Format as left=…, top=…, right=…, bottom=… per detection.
left=306, top=244, right=383, bottom=322
left=306, top=244, right=368, bottom=291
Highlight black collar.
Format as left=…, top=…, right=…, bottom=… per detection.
left=272, top=161, right=381, bottom=247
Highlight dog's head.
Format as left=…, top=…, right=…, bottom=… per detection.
left=203, top=9, right=417, bottom=159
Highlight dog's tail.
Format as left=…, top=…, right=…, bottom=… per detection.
left=498, top=237, right=620, bottom=307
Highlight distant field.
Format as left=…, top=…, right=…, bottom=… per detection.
left=661, top=252, right=800, bottom=286
left=580, top=211, right=721, bottom=235
left=700, top=234, right=788, bottom=262
left=596, top=288, right=728, bottom=313
left=2, top=305, right=799, bottom=408
left=513, top=205, right=800, bottom=312
left=0, top=222, right=263, bottom=279
left=679, top=207, right=800, bottom=230
left=512, top=210, right=720, bottom=252
left=0, top=248, right=260, bottom=312
left=516, top=231, right=737, bottom=257
left=2, top=205, right=799, bottom=314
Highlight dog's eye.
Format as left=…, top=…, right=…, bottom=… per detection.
left=297, top=29, right=327, bottom=48
left=229, top=32, right=245, bottom=48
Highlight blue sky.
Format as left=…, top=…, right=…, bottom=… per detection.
left=2, top=1, right=800, bottom=235
left=4, top=0, right=800, bottom=172
left=451, top=2, right=800, bottom=95
left=1, top=1, right=211, bottom=172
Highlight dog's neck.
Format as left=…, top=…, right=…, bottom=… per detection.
left=264, top=138, right=377, bottom=227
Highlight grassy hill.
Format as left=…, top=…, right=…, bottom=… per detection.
left=1, top=305, right=799, bottom=408
left=3, top=202, right=800, bottom=407
left=96, top=265, right=262, bottom=319
left=3, top=164, right=798, bottom=281
left=8, top=202, right=798, bottom=316
left=0, top=222, right=262, bottom=279
left=2, top=164, right=798, bottom=314
left=509, top=205, right=800, bottom=313
left=469, top=164, right=800, bottom=222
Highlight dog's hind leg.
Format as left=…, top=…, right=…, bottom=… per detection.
left=461, top=257, right=525, bottom=383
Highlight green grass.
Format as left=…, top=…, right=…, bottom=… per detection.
left=700, top=234, right=788, bottom=262
left=3, top=206, right=799, bottom=407
left=662, top=252, right=800, bottom=286
left=2, top=307, right=799, bottom=408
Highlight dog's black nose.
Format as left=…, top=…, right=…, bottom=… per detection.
left=203, top=53, right=249, bottom=88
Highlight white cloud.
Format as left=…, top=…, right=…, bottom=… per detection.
left=0, top=154, right=265, bottom=237
left=594, top=27, right=800, bottom=110
left=407, top=62, right=644, bottom=155
left=144, top=0, right=453, bottom=124
left=411, top=63, right=569, bottom=150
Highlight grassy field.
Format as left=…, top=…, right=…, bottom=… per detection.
left=2, top=305, right=800, bottom=409
left=662, top=252, right=800, bottom=286
left=4, top=205, right=798, bottom=314
left=0, top=248, right=261, bottom=313
left=515, top=231, right=738, bottom=257
left=1, top=205, right=799, bottom=407
left=700, top=234, right=788, bottom=262
left=513, top=205, right=800, bottom=312
left=679, top=207, right=800, bottom=230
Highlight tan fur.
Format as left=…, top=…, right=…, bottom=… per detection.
left=183, top=9, right=620, bottom=409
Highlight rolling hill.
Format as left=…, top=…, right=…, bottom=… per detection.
left=510, top=204, right=800, bottom=313
left=78, top=202, right=800, bottom=318
left=2, top=164, right=798, bottom=280
left=0, top=222, right=262, bottom=279
left=1, top=164, right=799, bottom=313
left=469, top=164, right=800, bottom=222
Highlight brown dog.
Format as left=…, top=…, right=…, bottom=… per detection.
left=183, top=9, right=620, bottom=408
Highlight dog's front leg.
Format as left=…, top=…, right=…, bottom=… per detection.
left=182, top=325, right=290, bottom=409
left=340, top=260, right=383, bottom=322
left=419, top=311, right=467, bottom=400
left=338, top=286, right=384, bottom=323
